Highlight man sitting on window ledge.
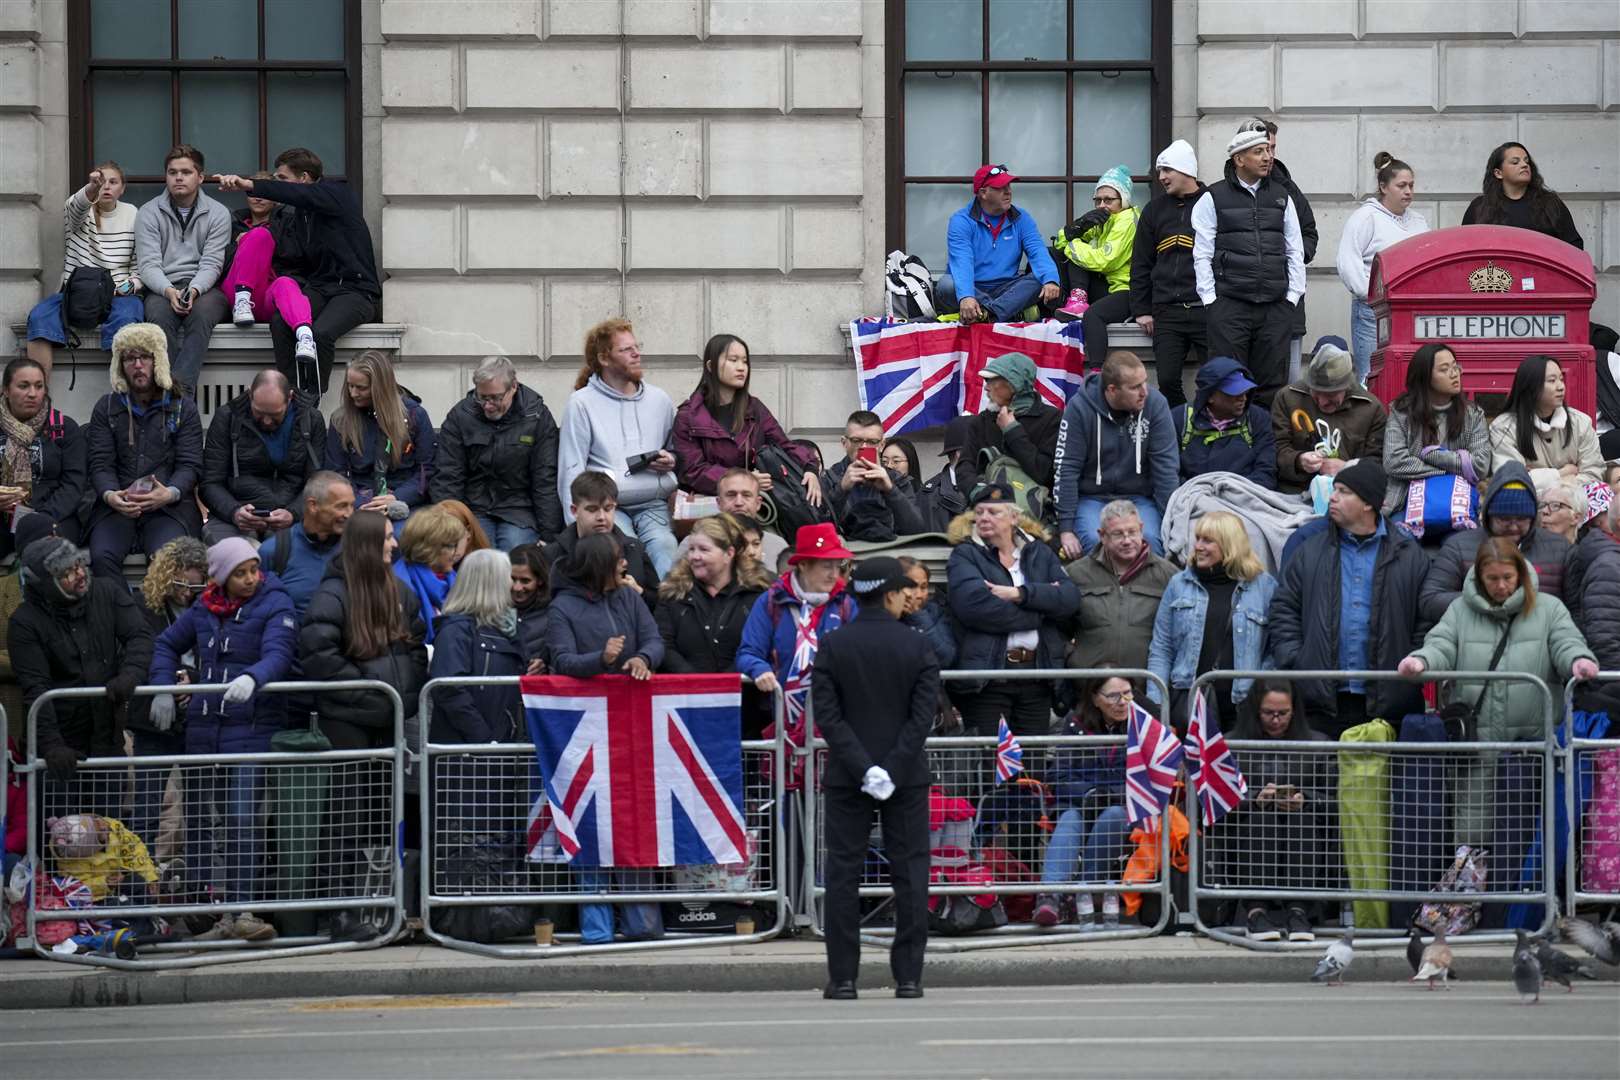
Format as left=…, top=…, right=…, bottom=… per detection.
left=939, top=164, right=1061, bottom=324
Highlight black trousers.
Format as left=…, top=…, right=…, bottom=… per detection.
left=269, top=285, right=377, bottom=396
left=1206, top=295, right=1293, bottom=407
left=1309, top=691, right=1368, bottom=741
left=824, top=783, right=929, bottom=986
left=1080, top=290, right=1134, bottom=369
left=957, top=675, right=1054, bottom=738
left=1149, top=303, right=1208, bottom=409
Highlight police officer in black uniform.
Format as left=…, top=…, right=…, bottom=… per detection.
left=812, top=556, right=940, bottom=1000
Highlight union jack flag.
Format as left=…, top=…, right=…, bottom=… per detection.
left=995, top=717, right=1024, bottom=784
left=523, top=674, right=749, bottom=868
left=1124, top=700, right=1184, bottom=826
left=1186, top=688, right=1247, bottom=826
left=851, top=318, right=1087, bottom=436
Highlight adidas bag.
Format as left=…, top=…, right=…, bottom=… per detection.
left=885, top=250, right=936, bottom=320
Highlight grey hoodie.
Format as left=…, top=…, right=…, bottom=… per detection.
left=557, top=373, right=677, bottom=521
left=134, top=191, right=231, bottom=295
left=1052, top=371, right=1180, bottom=527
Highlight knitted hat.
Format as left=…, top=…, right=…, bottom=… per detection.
left=1335, top=459, right=1386, bottom=511
left=1095, top=165, right=1134, bottom=208
left=1227, top=119, right=1270, bottom=158
left=207, top=536, right=262, bottom=585
left=848, top=556, right=910, bottom=599
left=1305, top=341, right=1356, bottom=393
left=1155, top=139, right=1198, bottom=178
left=1487, top=481, right=1537, bottom=520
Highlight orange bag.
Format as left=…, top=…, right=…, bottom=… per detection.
left=1120, top=804, right=1188, bottom=917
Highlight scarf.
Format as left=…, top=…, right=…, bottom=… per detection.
left=1113, top=541, right=1154, bottom=586
left=780, top=572, right=844, bottom=734
left=398, top=561, right=455, bottom=643
left=200, top=582, right=247, bottom=619
left=0, top=397, right=45, bottom=488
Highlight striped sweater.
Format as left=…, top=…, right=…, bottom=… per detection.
left=61, top=189, right=139, bottom=291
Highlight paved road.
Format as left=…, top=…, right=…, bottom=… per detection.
left=3, top=982, right=1617, bottom=1079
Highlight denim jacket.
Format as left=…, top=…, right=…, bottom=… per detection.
left=1146, top=568, right=1277, bottom=704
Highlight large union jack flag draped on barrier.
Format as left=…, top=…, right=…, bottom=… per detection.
left=1124, top=700, right=1185, bottom=826
left=850, top=318, right=1088, bottom=436
left=1186, top=688, right=1247, bottom=826
left=522, top=674, right=749, bottom=868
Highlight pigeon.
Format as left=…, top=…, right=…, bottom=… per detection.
left=1406, top=926, right=1424, bottom=976
left=1513, top=930, right=1543, bottom=1005
left=1559, top=918, right=1620, bottom=966
left=1412, top=926, right=1452, bottom=990
left=1534, top=936, right=1595, bottom=993
left=1311, top=928, right=1354, bottom=986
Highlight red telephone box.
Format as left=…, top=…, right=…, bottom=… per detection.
left=1368, top=225, right=1596, bottom=412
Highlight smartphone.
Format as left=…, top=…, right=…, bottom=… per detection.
left=127, top=475, right=156, bottom=496
left=857, top=446, right=879, bottom=467
left=250, top=509, right=272, bottom=518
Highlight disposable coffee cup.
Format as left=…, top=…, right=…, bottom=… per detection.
left=533, top=919, right=554, bottom=946
left=735, top=915, right=756, bottom=936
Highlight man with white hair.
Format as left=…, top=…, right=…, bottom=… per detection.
left=432, top=354, right=563, bottom=548
left=1190, top=118, right=1308, bottom=408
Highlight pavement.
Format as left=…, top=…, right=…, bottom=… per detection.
left=4, top=982, right=1619, bottom=1079
left=3, top=929, right=1614, bottom=1011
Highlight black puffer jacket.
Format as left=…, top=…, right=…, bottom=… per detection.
left=126, top=600, right=195, bottom=735
left=200, top=390, right=326, bottom=522
left=431, top=384, right=563, bottom=539
left=85, top=390, right=203, bottom=532
left=1269, top=157, right=1317, bottom=336
left=656, top=579, right=764, bottom=674
left=0, top=407, right=86, bottom=526
left=1568, top=526, right=1620, bottom=710
left=298, top=561, right=429, bottom=730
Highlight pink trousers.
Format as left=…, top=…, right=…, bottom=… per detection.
left=223, top=226, right=313, bottom=327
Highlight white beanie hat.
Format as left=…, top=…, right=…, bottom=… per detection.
left=1226, top=119, right=1270, bottom=158
left=1155, top=139, right=1197, bottom=178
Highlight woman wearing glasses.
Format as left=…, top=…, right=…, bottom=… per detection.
left=1381, top=343, right=1491, bottom=537
left=1051, top=165, right=1142, bottom=363
left=1533, top=478, right=1585, bottom=545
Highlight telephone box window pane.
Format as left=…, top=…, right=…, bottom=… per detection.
left=989, top=0, right=1065, bottom=61
left=1074, top=0, right=1151, bottom=61
left=180, top=72, right=259, bottom=174
left=904, top=72, right=982, bottom=178
left=92, top=71, right=171, bottom=176
left=265, top=0, right=346, bottom=61
left=90, top=0, right=171, bottom=59
left=1072, top=72, right=1151, bottom=177
left=268, top=72, right=346, bottom=175
left=178, top=0, right=258, bottom=61
left=905, top=0, right=983, bottom=61
left=904, top=184, right=962, bottom=276
left=989, top=73, right=1065, bottom=178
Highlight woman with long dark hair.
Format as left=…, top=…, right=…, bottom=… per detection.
left=509, top=542, right=551, bottom=673
left=1381, top=343, right=1491, bottom=528
left=547, top=532, right=664, bottom=680
left=324, top=349, right=436, bottom=522
left=672, top=333, right=823, bottom=504
left=1488, top=354, right=1606, bottom=487
left=1461, top=142, right=1583, bottom=250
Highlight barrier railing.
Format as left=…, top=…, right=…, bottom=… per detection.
left=23, top=680, right=405, bottom=969
left=805, top=668, right=1176, bottom=952
left=417, top=676, right=789, bottom=958
left=1188, top=669, right=1557, bottom=952
left=1565, top=673, right=1620, bottom=911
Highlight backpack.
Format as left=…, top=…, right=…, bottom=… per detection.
left=61, top=266, right=114, bottom=330
left=884, top=250, right=936, bottom=320
left=755, top=442, right=829, bottom=544
left=969, top=449, right=1050, bottom=523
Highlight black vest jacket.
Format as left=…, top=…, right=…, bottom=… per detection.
left=1209, top=175, right=1289, bottom=303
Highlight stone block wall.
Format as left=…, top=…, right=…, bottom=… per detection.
left=1189, top=0, right=1620, bottom=346
left=378, top=0, right=883, bottom=438
left=0, top=0, right=66, bottom=357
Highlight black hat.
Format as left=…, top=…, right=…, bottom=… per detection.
left=939, top=415, right=973, bottom=456
left=849, top=556, right=910, bottom=598
left=1334, top=458, right=1387, bottom=511
left=969, top=481, right=1019, bottom=508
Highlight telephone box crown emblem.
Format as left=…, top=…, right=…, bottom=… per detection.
left=1468, top=261, right=1512, bottom=294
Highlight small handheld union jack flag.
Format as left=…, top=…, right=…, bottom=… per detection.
left=995, top=717, right=1024, bottom=784
left=1187, top=688, right=1247, bottom=827
left=1124, top=700, right=1184, bottom=825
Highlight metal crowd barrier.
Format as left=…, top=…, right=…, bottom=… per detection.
left=417, top=676, right=789, bottom=959
left=804, top=668, right=1176, bottom=952
left=23, top=681, right=406, bottom=970
left=1565, top=673, right=1620, bottom=912
left=1188, top=669, right=1557, bottom=952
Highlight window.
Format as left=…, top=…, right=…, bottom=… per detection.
left=887, top=0, right=1170, bottom=273
left=69, top=0, right=358, bottom=208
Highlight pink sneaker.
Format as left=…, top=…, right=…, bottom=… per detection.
left=1032, top=896, right=1061, bottom=927
left=1054, top=288, right=1089, bottom=322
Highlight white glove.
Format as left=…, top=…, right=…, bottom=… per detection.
left=222, top=674, right=257, bottom=705
left=149, top=694, right=175, bottom=732
left=861, top=766, right=895, bottom=802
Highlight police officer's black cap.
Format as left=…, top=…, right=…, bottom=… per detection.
left=969, top=482, right=1018, bottom=508
left=849, top=556, right=911, bottom=598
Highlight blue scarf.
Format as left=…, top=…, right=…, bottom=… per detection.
left=395, top=560, right=455, bottom=643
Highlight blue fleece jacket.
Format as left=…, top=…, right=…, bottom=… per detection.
left=1052, top=372, right=1180, bottom=529
left=946, top=200, right=1060, bottom=300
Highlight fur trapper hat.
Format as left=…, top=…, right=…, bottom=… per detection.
left=108, top=322, right=172, bottom=393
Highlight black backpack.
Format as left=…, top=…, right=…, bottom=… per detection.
left=61, top=266, right=114, bottom=329
left=755, top=442, right=829, bottom=544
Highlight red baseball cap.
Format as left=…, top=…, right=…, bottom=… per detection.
left=972, top=163, right=1018, bottom=192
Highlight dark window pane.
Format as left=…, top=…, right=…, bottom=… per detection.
left=90, top=0, right=171, bottom=59
left=266, top=0, right=345, bottom=61
left=121, top=182, right=167, bottom=210
left=990, top=0, right=1064, bottom=61
left=988, top=73, right=1064, bottom=177
left=905, top=0, right=982, bottom=62
left=1074, top=0, right=1151, bottom=61
left=91, top=71, right=172, bottom=177
left=904, top=184, right=962, bottom=273
left=903, top=72, right=980, bottom=177
left=1072, top=72, right=1151, bottom=177
left=268, top=72, right=346, bottom=175
left=180, top=72, right=260, bottom=175
left=178, top=0, right=258, bottom=60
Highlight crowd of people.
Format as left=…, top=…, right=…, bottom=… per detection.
left=4, top=131, right=1620, bottom=949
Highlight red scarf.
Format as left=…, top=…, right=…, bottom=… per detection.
left=1114, top=543, right=1153, bottom=586
left=200, top=582, right=246, bottom=619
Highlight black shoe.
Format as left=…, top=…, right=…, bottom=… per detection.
left=823, top=981, right=857, bottom=1000
left=895, top=982, right=924, bottom=999
left=328, top=910, right=379, bottom=943
left=1246, top=907, right=1281, bottom=942
left=1285, top=907, right=1316, bottom=943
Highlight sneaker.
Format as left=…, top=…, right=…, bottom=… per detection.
left=231, top=913, right=277, bottom=942
left=1101, top=892, right=1120, bottom=929
left=231, top=289, right=255, bottom=327
left=1285, top=907, right=1315, bottom=943
left=294, top=325, right=318, bottom=363
left=191, top=914, right=236, bottom=942
left=1032, top=895, right=1061, bottom=928
left=1246, top=907, right=1281, bottom=942
left=1053, top=288, right=1090, bottom=322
